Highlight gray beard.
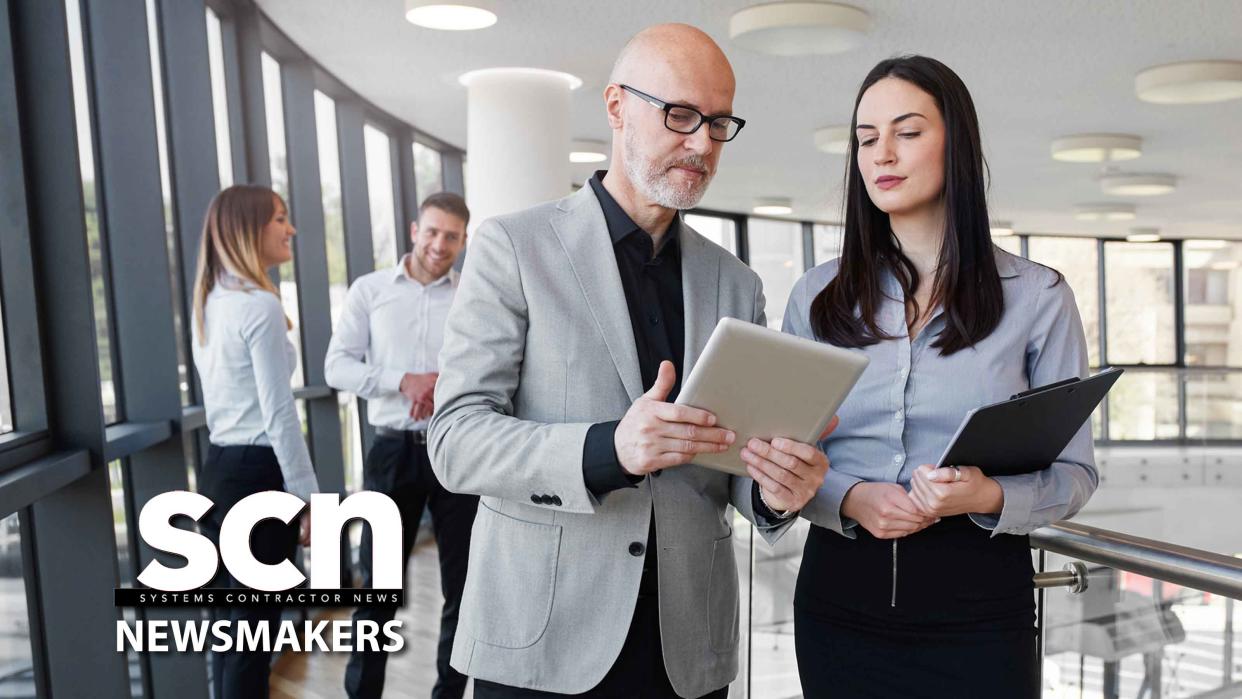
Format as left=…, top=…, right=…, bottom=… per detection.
left=622, top=128, right=712, bottom=210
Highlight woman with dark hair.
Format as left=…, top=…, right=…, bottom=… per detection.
left=192, top=185, right=319, bottom=698
left=781, top=56, right=1097, bottom=696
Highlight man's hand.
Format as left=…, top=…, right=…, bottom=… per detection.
left=614, top=361, right=735, bottom=476
left=841, top=482, right=938, bottom=539
left=400, top=372, right=438, bottom=420
left=908, top=464, right=1004, bottom=518
left=741, top=416, right=839, bottom=513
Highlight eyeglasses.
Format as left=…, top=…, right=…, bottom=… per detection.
left=619, top=84, right=746, bottom=143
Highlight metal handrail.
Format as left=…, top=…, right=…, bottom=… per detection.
left=1030, top=521, right=1242, bottom=600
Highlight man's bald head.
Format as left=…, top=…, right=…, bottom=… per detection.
left=609, top=23, right=735, bottom=95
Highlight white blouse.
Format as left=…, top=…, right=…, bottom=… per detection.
left=191, top=274, right=319, bottom=501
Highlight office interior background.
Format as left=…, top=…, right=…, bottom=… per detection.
left=0, top=0, right=1239, bottom=696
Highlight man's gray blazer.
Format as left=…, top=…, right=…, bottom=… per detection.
left=429, top=185, right=792, bottom=697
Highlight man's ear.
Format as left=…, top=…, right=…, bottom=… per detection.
left=604, top=84, right=624, bottom=130
left=409, top=220, right=419, bottom=244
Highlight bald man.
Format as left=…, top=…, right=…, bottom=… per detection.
left=429, top=24, right=832, bottom=698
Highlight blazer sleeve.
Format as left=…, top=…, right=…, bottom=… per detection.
left=428, top=218, right=597, bottom=514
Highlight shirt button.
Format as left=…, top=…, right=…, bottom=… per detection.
left=629, top=542, right=645, bottom=557
left=648, top=314, right=660, bottom=325
left=893, top=454, right=904, bottom=465
left=893, top=410, right=902, bottom=420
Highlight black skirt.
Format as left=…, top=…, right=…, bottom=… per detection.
left=793, top=515, right=1038, bottom=698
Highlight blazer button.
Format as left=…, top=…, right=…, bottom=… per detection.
left=629, top=541, right=645, bottom=557
left=530, top=494, right=541, bottom=504
left=551, top=495, right=562, bottom=506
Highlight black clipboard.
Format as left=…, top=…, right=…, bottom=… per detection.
left=935, top=368, right=1123, bottom=477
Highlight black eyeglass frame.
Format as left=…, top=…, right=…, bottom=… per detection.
left=618, top=84, right=746, bottom=142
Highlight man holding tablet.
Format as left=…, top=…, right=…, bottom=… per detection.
left=429, top=23, right=832, bottom=699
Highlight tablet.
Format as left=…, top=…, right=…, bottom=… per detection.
left=935, top=367, right=1123, bottom=476
left=674, top=318, right=869, bottom=477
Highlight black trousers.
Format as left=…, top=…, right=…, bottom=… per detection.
left=199, top=444, right=300, bottom=699
left=344, top=434, right=479, bottom=699
left=473, top=592, right=729, bottom=699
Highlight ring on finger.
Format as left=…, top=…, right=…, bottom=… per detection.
left=951, top=466, right=962, bottom=482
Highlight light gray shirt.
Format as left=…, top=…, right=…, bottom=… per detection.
left=783, top=249, right=1097, bottom=538
left=324, top=256, right=458, bottom=431
left=191, top=274, right=319, bottom=501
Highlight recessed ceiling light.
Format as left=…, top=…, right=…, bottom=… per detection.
left=1050, top=134, right=1142, bottom=163
left=1075, top=203, right=1136, bottom=222
left=404, top=1, right=497, bottom=31
left=1136, top=60, right=1242, bottom=104
left=569, top=139, right=607, bottom=164
left=990, top=221, right=1014, bottom=237
left=1126, top=228, right=1161, bottom=243
left=1186, top=239, right=1229, bottom=250
left=1100, top=173, right=1177, bottom=196
left=753, top=197, right=793, bottom=216
left=458, top=67, right=583, bottom=90
left=813, top=125, right=851, bottom=155
left=730, top=2, right=870, bottom=56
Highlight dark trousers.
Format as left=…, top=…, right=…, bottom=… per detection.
left=199, top=444, right=300, bottom=699
left=344, top=434, right=479, bottom=699
left=474, top=592, right=729, bottom=699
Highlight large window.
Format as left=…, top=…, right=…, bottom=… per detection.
left=413, top=140, right=443, bottom=201
left=260, top=52, right=303, bottom=387
left=66, top=0, right=120, bottom=424
left=1107, top=370, right=1180, bottom=440
left=684, top=213, right=738, bottom=256
left=812, top=223, right=843, bottom=265
left=1104, top=242, right=1176, bottom=365
left=1027, top=237, right=1102, bottom=367
left=747, top=218, right=804, bottom=329
left=0, top=512, right=33, bottom=697
left=205, top=7, right=233, bottom=188
left=1183, top=240, right=1241, bottom=367
left=365, top=124, right=398, bottom=270
left=993, top=235, right=1022, bottom=255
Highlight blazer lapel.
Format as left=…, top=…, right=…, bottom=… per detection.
left=550, top=187, right=644, bottom=402
left=679, top=223, right=720, bottom=381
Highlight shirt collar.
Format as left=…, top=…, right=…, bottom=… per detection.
left=587, top=170, right=681, bottom=254
left=393, top=254, right=457, bottom=288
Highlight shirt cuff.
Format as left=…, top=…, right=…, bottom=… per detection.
left=802, top=469, right=864, bottom=539
left=582, top=421, right=640, bottom=500
left=383, top=368, right=407, bottom=395
left=751, top=482, right=795, bottom=525
left=969, top=473, right=1035, bottom=536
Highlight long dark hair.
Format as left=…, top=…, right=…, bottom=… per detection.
left=810, top=55, right=1002, bottom=356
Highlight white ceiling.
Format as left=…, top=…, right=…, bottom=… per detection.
left=257, top=0, right=1242, bottom=239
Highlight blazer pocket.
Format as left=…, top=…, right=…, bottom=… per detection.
left=706, top=532, right=740, bottom=654
left=460, top=502, right=562, bottom=649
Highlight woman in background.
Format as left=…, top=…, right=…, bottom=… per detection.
left=191, top=184, right=319, bottom=698
left=782, top=56, right=1097, bottom=697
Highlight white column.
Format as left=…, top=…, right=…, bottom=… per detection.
left=461, top=68, right=581, bottom=231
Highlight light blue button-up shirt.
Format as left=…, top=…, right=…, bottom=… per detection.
left=783, top=249, right=1098, bottom=538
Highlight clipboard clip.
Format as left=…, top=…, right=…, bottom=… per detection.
left=1009, top=376, right=1080, bottom=401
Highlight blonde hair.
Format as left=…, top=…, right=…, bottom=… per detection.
left=192, top=185, right=292, bottom=343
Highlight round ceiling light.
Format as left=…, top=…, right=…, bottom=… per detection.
left=1100, top=173, right=1177, bottom=196
left=569, top=139, right=608, bottom=164
left=1074, top=203, right=1136, bottom=222
left=1136, top=60, right=1242, bottom=104
left=1126, top=228, right=1161, bottom=243
left=404, top=1, right=497, bottom=30
left=458, top=67, right=583, bottom=90
left=1050, top=134, right=1142, bottom=163
left=753, top=197, right=793, bottom=216
left=813, top=125, right=851, bottom=155
left=730, top=2, right=870, bottom=56
left=990, top=221, right=1015, bottom=237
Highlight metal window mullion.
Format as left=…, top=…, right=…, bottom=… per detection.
left=394, top=130, right=416, bottom=257
left=801, top=221, right=814, bottom=272
left=235, top=2, right=269, bottom=187
left=442, top=149, right=465, bottom=197
left=1098, top=239, right=1109, bottom=440
left=736, top=215, right=750, bottom=265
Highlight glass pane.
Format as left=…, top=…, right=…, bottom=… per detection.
left=145, top=0, right=191, bottom=407
left=1028, top=237, right=1102, bottom=367
left=747, top=218, right=804, bottom=329
left=260, top=53, right=303, bottom=387
left=108, top=460, right=145, bottom=696
left=0, top=512, right=34, bottom=697
left=1185, top=371, right=1242, bottom=440
left=1183, top=240, right=1242, bottom=367
left=684, top=213, right=737, bottom=256
left=364, top=125, right=398, bottom=270
left=993, top=235, right=1022, bottom=255
left=413, top=141, right=443, bottom=200
left=1107, top=371, right=1180, bottom=440
left=205, top=8, right=233, bottom=188
left=0, top=294, right=11, bottom=434
left=1105, top=242, right=1176, bottom=365
left=813, top=223, right=843, bottom=265
left=1041, top=553, right=1242, bottom=698
left=66, top=0, right=119, bottom=424
left=749, top=517, right=807, bottom=697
